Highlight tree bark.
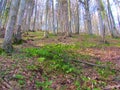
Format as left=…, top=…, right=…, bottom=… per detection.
left=107, top=0, right=119, bottom=38
left=52, top=0, right=56, bottom=34
left=32, top=0, right=37, bottom=32
left=96, top=0, right=105, bottom=42
left=44, top=0, right=49, bottom=38
left=84, top=0, right=92, bottom=35
left=14, top=0, right=26, bottom=43
left=75, top=0, right=80, bottom=34
left=66, top=0, right=72, bottom=37
left=2, top=0, right=20, bottom=52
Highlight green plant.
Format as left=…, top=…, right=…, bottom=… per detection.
left=35, top=80, right=53, bottom=90
left=14, top=74, right=25, bottom=80
left=14, top=74, right=26, bottom=86
left=27, top=65, right=38, bottom=71
left=0, top=48, right=5, bottom=55
left=18, top=80, right=26, bottom=85
left=96, top=68, right=115, bottom=78
left=37, top=57, right=46, bottom=63
left=24, top=44, right=76, bottom=74
left=75, top=81, right=81, bottom=90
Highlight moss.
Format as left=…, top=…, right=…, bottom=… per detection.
left=0, top=48, right=4, bottom=55
left=2, top=41, right=13, bottom=53
left=13, top=39, right=24, bottom=45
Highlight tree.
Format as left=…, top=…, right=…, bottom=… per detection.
left=75, top=0, right=80, bottom=34
left=2, top=0, right=20, bottom=52
left=52, top=0, right=56, bottom=34
left=44, top=0, right=49, bottom=38
left=84, top=0, right=92, bottom=34
left=96, top=0, right=105, bottom=42
left=0, top=0, right=7, bottom=29
left=67, top=0, right=72, bottom=36
left=14, top=0, right=26, bottom=43
left=79, top=0, right=92, bottom=34
left=107, top=0, right=119, bottom=38
left=32, top=0, right=37, bottom=32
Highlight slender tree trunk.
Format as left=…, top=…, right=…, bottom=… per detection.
left=32, top=0, right=37, bottom=32
left=96, top=0, right=105, bottom=42
left=2, top=0, right=20, bottom=52
left=14, top=0, right=26, bottom=43
left=0, top=0, right=3, bottom=14
left=75, top=0, right=80, bottom=34
left=0, top=0, right=3, bottom=29
left=44, top=0, right=49, bottom=38
left=0, top=0, right=7, bottom=29
left=52, top=0, right=56, bottom=34
left=66, top=0, right=72, bottom=37
left=85, top=0, right=92, bottom=34
left=107, top=0, right=119, bottom=38
left=27, top=1, right=34, bottom=31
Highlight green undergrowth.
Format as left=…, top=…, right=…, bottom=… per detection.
left=75, top=41, right=97, bottom=48
left=81, top=34, right=99, bottom=39
left=0, top=48, right=4, bottom=54
left=0, top=48, right=7, bottom=55
left=1, top=32, right=119, bottom=89
left=23, top=44, right=78, bottom=74
left=22, top=44, right=95, bottom=77
left=23, top=43, right=93, bottom=61
left=22, top=43, right=118, bottom=89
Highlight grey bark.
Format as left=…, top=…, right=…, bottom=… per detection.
left=32, top=0, right=37, bottom=31
left=52, top=0, right=56, bottom=34
left=75, top=0, right=80, bottom=34
left=107, top=0, right=119, bottom=38
left=14, top=0, right=26, bottom=43
left=0, top=0, right=7, bottom=28
left=66, top=0, right=72, bottom=37
left=2, top=0, right=20, bottom=52
left=26, top=0, right=34, bottom=31
left=44, top=0, right=49, bottom=38
left=96, top=0, right=105, bottom=41
left=84, top=0, right=92, bottom=34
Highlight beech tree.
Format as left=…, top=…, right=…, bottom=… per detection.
left=14, top=0, right=26, bottom=43
left=1, top=0, right=120, bottom=52
left=2, top=0, right=20, bottom=52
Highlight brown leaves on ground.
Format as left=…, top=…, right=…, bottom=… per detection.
left=76, top=47, right=120, bottom=66
left=1, top=32, right=120, bottom=90
left=51, top=74, right=76, bottom=90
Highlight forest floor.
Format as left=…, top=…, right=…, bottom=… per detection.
left=0, top=31, right=120, bottom=90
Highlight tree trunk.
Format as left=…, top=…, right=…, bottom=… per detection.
left=66, top=0, right=72, bottom=37
left=96, top=0, right=105, bottom=42
left=107, top=0, right=119, bottom=38
left=52, top=0, right=56, bottom=34
left=14, top=0, right=26, bottom=44
left=32, top=0, right=37, bottom=32
left=0, top=0, right=7, bottom=29
left=85, top=0, right=92, bottom=35
left=75, top=0, right=80, bottom=34
left=44, top=0, right=49, bottom=38
left=2, top=0, right=20, bottom=52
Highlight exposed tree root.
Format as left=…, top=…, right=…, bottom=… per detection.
left=71, top=59, right=120, bottom=72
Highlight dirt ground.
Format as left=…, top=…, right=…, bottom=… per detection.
left=0, top=31, right=120, bottom=90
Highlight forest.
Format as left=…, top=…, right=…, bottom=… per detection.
left=0, top=0, right=120, bottom=89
